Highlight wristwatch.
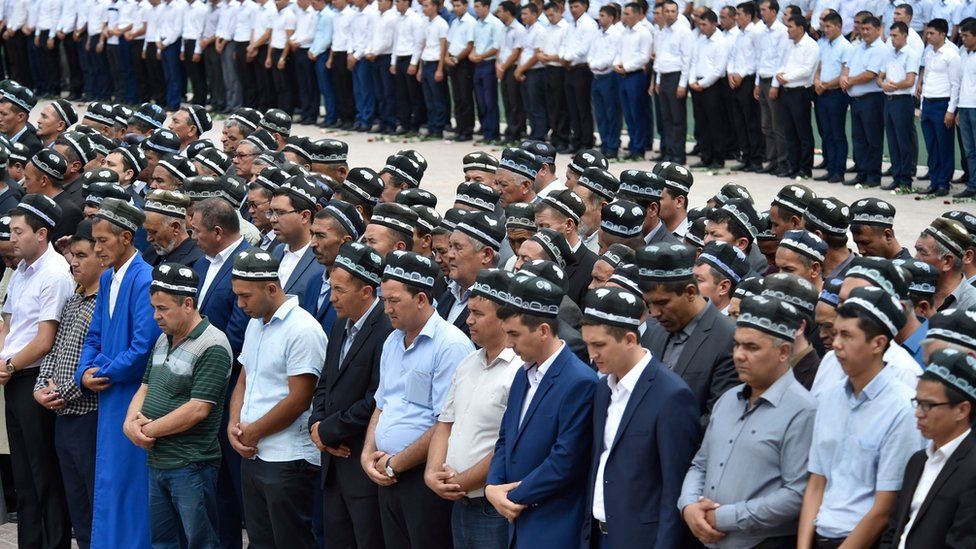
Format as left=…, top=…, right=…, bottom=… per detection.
left=384, top=455, right=397, bottom=479
left=4, top=359, right=14, bottom=374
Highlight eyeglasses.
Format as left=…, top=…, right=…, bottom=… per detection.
left=267, top=209, right=297, bottom=221
left=247, top=199, right=270, bottom=210
left=234, top=152, right=256, bottom=159
left=911, top=398, right=955, bottom=413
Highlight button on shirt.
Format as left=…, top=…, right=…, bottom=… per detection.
left=394, top=8, right=425, bottom=62
left=420, top=14, right=448, bottom=62
left=239, top=296, right=328, bottom=463
left=688, top=30, right=730, bottom=88
left=473, top=13, right=502, bottom=59
left=883, top=45, right=922, bottom=96
left=592, top=350, right=651, bottom=522
left=727, top=21, right=760, bottom=76
left=677, top=371, right=818, bottom=548
left=278, top=241, right=310, bottom=288
left=755, top=19, right=789, bottom=80
left=0, top=245, right=74, bottom=369
left=898, top=428, right=971, bottom=549
left=959, top=47, right=976, bottom=109
left=818, top=35, right=852, bottom=85
left=613, top=22, right=652, bottom=73
left=844, top=38, right=887, bottom=96
left=374, top=312, right=474, bottom=454
left=654, top=22, right=695, bottom=85
left=198, top=237, right=244, bottom=303
left=776, top=33, right=819, bottom=88
left=921, top=42, right=962, bottom=112
left=588, top=23, right=622, bottom=74
left=541, top=18, right=567, bottom=66
left=518, top=341, right=565, bottom=424
left=440, top=346, right=523, bottom=497
left=446, top=11, right=475, bottom=57
left=808, top=366, right=925, bottom=538
left=559, top=13, right=598, bottom=66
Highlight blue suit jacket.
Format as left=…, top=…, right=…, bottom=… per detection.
left=272, top=243, right=325, bottom=310
left=302, top=271, right=338, bottom=336
left=581, top=356, right=701, bottom=548
left=487, top=344, right=598, bottom=549
left=193, top=239, right=251, bottom=356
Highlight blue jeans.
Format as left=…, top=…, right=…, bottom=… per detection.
left=884, top=95, right=915, bottom=186
left=620, top=71, right=651, bottom=154
left=148, top=463, right=220, bottom=549
left=921, top=97, right=954, bottom=188
left=451, top=497, right=507, bottom=549
left=161, top=42, right=185, bottom=110
left=314, top=54, right=338, bottom=124
left=958, top=108, right=976, bottom=190
left=352, top=59, right=376, bottom=126
left=850, top=92, right=884, bottom=183
left=817, top=89, right=849, bottom=177
left=592, top=73, right=621, bottom=155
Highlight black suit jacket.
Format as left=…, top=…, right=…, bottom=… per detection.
left=52, top=189, right=85, bottom=242
left=142, top=236, right=205, bottom=267
left=646, top=303, right=738, bottom=423
left=12, top=124, right=42, bottom=158
left=308, top=302, right=393, bottom=493
left=566, top=244, right=598, bottom=307
left=881, top=432, right=976, bottom=549
left=435, top=286, right=470, bottom=337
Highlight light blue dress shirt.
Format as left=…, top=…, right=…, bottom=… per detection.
left=808, top=366, right=925, bottom=538
left=374, top=311, right=474, bottom=454
left=309, top=6, right=336, bottom=57
left=819, top=35, right=853, bottom=83
left=845, top=38, right=888, bottom=96
left=473, top=13, right=502, bottom=59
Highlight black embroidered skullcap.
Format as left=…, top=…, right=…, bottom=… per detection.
left=143, top=128, right=181, bottom=155
left=455, top=181, right=499, bottom=212
left=397, top=149, right=427, bottom=175
left=685, top=217, right=707, bottom=248
left=540, top=189, right=585, bottom=224
left=6, top=141, right=29, bottom=165
left=517, top=259, right=566, bottom=286
left=710, top=198, right=762, bottom=240
left=321, top=199, right=366, bottom=239
left=382, top=154, right=424, bottom=188
left=504, top=274, right=563, bottom=318
left=87, top=132, right=116, bottom=157
left=583, top=286, right=645, bottom=328
left=244, top=129, right=277, bottom=152
left=455, top=211, right=505, bottom=251
left=471, top=268, right=515, bottom=306
left=182, top=104, right=213, bottom=133
left=113, top=144, right=148, bottom=173
left=196, top=147, right=231, bottom=175
left=81, top=167, right=120, bottom=190
left=943, top=210, right=976, bottom=241
left=228, top=107, right=263, bottom=132
left=283, top=136, right=313, bottom=164
left=334, top=242, right=384, bottom=287
left=842, top=286, right=906, bottom=338
left=131, top=102, right=167, bottom=129
left=311, top=174, right=335, bottom=208
left=382, top=250, right=439, bottom=290
left=370, top=202, right=419, bottom=239
left=711, top=183, right=752, bottom=207
left=600, top=199, right=644, bottom=238
left=396, top=188, right=438, bottom=209
left=83, top=101, right=117, bottom=127
left=893, top=259, right=938, bottom=301
left=72, top=219, right=94, bottom=242
left=780, top=229, right=827, bottom=263
left=185, top=139, right=212, bottom=159
left=113, top=104, right=133, bottom=127
left=519, top=139, right=556, bottom=166
left=803, top=197, right=851, bottom=237
left=926, top=349, right=976, bottom=402
left=756, top=211, right=777, bottom=242
left=636, top=243, right=696, bottom=283
left=219, top=174, right=248, bottom=208
left=251, top=167, right=285, bottom=193
left=440, top=208, right=469, bottom=232
left=279, top=174, right=322, bottom=211
left=462, top=151, right=498, bottom=173
left=151, top=262, right=200, bottom=297
left=762, top=272, right=818, bottom=315
left=0, top=216, right=10, bottom=241
left=411, top=205, right=441, bottom=234
left=772, top=184, right=815, bottom=215
left=687, top=206, right=710, bottom=222
left=923, top=217, right=973, bottom=259
left=59, top=131, right=96, bottom=164
left=656, top=162, right=694, bottom=195
left=604, top=259, right=638, bottom=293
left=144, top=189, right=190, bottom=219
left=568, top=149, right=608, bottom=175
left=736, top=295, right=803, bottom=341
left=0, top=82, right=34, bottom=113
left=157, top=153, right=198, bottom=183
left=734, top=275, right=764, bottom=300
left=260, top=108, right=291, bottom=135
left=340, top=167, right=381, bottom=204
left=527, top=228, right=574, bottom=269
left=50, top=98, right=78, bottom=126
left=618, top=169, right=665, bottom=204
left=850, top=197, right=896, bottom=228
left=505, top=203, right=536, bottom=231
left=819, top=277, right=843, bottom=308
left=232, top=248, right=280, bottom=281
left=577, top=167, right=619, bottom=201
left=927, top=308, right=976, bottom=352
left=310, top=138, right=348, bottom=164
left=698, top=240, right=749, bottom=285
left=181, top=175, right=223, bottom=202
left=30, top=149, right=68, bottom=181
left=0, top=143, right=7, bottom=170
left=845, top=256, right=909, bottom=301
left=95, top=197, right=145, bottom=233
left=85, top=182, right=129, bottom=207
left=15, top=194, right=62, bottom=229
left=499, top=147, right=540, bottom=181
left=599, top=243, right=635, bottom=269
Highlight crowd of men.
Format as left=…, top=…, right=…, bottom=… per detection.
left=4, top=0, right=976, bottom=199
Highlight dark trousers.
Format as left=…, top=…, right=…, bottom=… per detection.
left=658, top=71, right=686, bottom=162
left=63, top=35, right=86, bottom=97
left=566, top=64, right=595, bottom=149
left=730, top=76, right=763, bottom=166
left=331, top=51, right=356, bottom=124
left=691, top=81, right=729, bottom=165
left=544, top=66, right=570, bottom=147
left=221, top=42, right=242, bottom=109
left=501, top=66, right=526, bottom=140
left=117, top=37, right=138, bottom=103
left=422, top=61, right=449, bottom=134
left=619, top=71, right=650, bottom=155
left=521, top=69, right=547, bottom=141
left=371, top=53, right=396, bottom=130
left=5, top=369, right=71, bottom=549
left=449, top=59, right=475, bottom=136
left=378, top=467, right=453, bottom=549
left=216, top=367, right=244, bottom=549
left=780, top=86, right=814, bottom=174
left=959, top=108, right=976, bottom=190
left=148, top=463, right=220, bottom=548
left=89, top=34, right=114, bottom=100
left=54, top=411, right=97, bottom=549
left=850, top=92, right=885, bottom=183
left=106, top=44, right=124, bottom=101
left=183, top=39, right=209, bottom=104
left=314, top=53, right=338, bottom=124
left=352, top=58, right=376, bottom=126
left=884, top=94, right=915, bottom=186
left=921, top=97, right=954, bottom=189
left=758, top=76, right=787, bottom=167
left=241, top=457, right=318, bottom=549
left=162, top=42, right=185, bottom=110
left=77, top=33, right=93, bottom=99
left=293, top=47, right=317, bottom=120
left=5, top=32, right=32, bottom=87
left=654, top=76, right=667, bottom=153
left=270, top=47, right=297, bottom=114
left=592, top=72, right=621, bottom=155
left=255, top=45, right=274, bottom=109
left=451, top=497, right=507, bottom=549
left=205, top=43, right=226, bottom=110
left=473, top=60, right=500, bottom=139
left=26, top=34, right=43, bottom=96
left=36, top=31, right=62, bottom=95
left=321, top=463, right=383, bottom=549
left=234, top=41, right=258, bottom=107
left=817, top=89, right=849, bottom=177
left=143, top=42, right=167, bottom=105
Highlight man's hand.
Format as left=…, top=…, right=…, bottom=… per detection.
left=769, top=87, right=779, bottom=100
left=82, top=368, right=112, bottom=392
left=361, top=450, right=395, bottom=486
left=324, top=444, right=351, bottom=458
left=839, top=75, right=850, bottom=92
left=228, top=422, right=257, bottom=458
left=689, top=82, right=703, bottom=93
left=407, top=64, right=417, bottom=75
left=945, top=112, right=956, bottom=128
left=485, top=482, right=527, bottom=522
left=425, top=463, right=466, bottom=500
left=123, top=412, right=156, bottom=449
left=347, top=56, right=357, bottom=70
left=676, top=86, right=687, bottom=100
left=33, top=379, right=65, bottom=410
left=682, top=498, right=725, bottom=545
left=193, top=53, right=202, bottom=63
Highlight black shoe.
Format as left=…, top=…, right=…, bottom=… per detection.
left=862, top=180, right=881, bottom=188
left=843, top=178, right=863, bottom=186
left=882, top=167, right=892, bottom=177
left=605, top=152, right=619, bottom=160
left=919, top=171, right=931, bottom=181
left=624, top=153, right=645, bottom=161
left=795, top=172, right=812, bottom=180
left=880, top=182, right=901, bottom=191
left=340, top=121, right=354, bottom=130
left=454, top=134, right=472, bottom=142
left=298, top=117, right=316, bottom=125
left=813, top=173, right=831, bottom=181
left=652, top=154, right=667, bottom=162
left=690, top=161, right=708, bottom=168
left=707, top=162, right=725, bottom=170
left=935, top=187, right=950, bottom=196
left=953, top=188, right=976, bottom=198
left=760, top=163, right=776, bottom=174
left=773, top=167, right=791, bottom=177
left=732, top=162, right=750, bottom=171
left=952, top=174, right=968, bottom=184
left=827, top=175, right=844, bottom=183
left=846, top=165, right=857, bottom=173
left=429, top=131, right=444, bottom=139
left=813, top=160, right=826, bottom=170
left=916, top=186, right=939, bottom=194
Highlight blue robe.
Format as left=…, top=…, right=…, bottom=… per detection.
left=75, top=254, right=161, bottom=549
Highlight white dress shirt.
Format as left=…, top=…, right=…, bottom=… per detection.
left=755, top=18, right=789, bottom=80
left=110, top=250, right=138, bottom=319
left=958, top=47, right=976, bottom=109
left=159, top=0, right=188, bottom=47
left=57, top=0, right=78, bottom=34
left=232, top=0, right=257, bottom=41
left=217, top=0, right=239, bottom=40
left=518, top=342, right=565, bottom=425
left=498, top=19, right=524, bottom=64
left=35, top=0, right=62, bottom=34
left=393, top=8, right=424, bottom=63
left=350, top=2, right=378, bottom=60
left=559, top=13, right=598, bottom=66
left=87, top=0, right=110, bottom=36
left=278, top=241, right=310, bottom=288
left=182, top=0, right=207, bottom=45
left=614, top=21, right=652, bottom=73
left=290, top=5, right=317, bottom=47
left=921, top=41, right=962, bottom=112
left=541, top=18, right=567, bottom=66
left=883, top=44, right=922, bottom=96
left=269, top=5, right=296, bottom=50
left=688, top=29, right=729, bottom=88
left=367, top=6, right=396, bottom=56
left=776, top=32, right=819, bottom=88
left=727, top=21, right=761, bottom=76
left=198, top=237, right=244, bottom=303
left=588, top=23, right=622, bottom=75
left=653, top=21, right=694, bottom=86
left=519, top=20, right=545, bottom=69
left=250, top=0, right=276, bottom=44
left=331, top=5, right=355, bottom=52
left=420, top=14, right=448, bottom=62
left=446, top=11, right=475, bottom=57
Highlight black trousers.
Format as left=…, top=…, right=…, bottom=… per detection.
left=730, top=75, right=763, bottom=166
left=36, top=30, right=62, bottom=95
left=780, top=86, right=815, bottom=174
left=293, top=47, right=317, bottom=120
left=449, top=59, right=474, bottom=136
left=130, top=39, right=150, bottom=102
left=143, top=41, right=166, bottom=105
left=5, top=32, right=31, bottom=87
left=54, top=411, right=97, bottom=549
left=234, top=41, right=258, bottom=108
left=545, top=65, right=570, bottom=148
left=270, top=47, right=297, bottom=114
left=204, top=43, right=226, bottom=109
left=690, top=81, right=728, bottom=165
left=396, top=55, right=426, bottom=131
left=331, top=51, right=356, bottom=124
left=183, top=39, right=209, bottom=104
left=241, top=457, right=318, bottom=549
left=255, top=45, right=274, bottom=109
left=565, top=64, right=594, bottom=149
left=5, top=369, right=71, bottom=549
left=62, top=36, right=85, bottom=97
left=378, top=466, right=453, bottom=549
left=501, top=66, right=525, bottom=140
left=658, top=71, right=687, bottom=162
left=322, top=462, right=383, bottom=549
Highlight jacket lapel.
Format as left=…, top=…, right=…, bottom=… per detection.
left=285, top=249, right=315, bottom=293
left=674, top=307, right=714, bottom=376
left=513, top=347, right=566, bottom=446
left=200, top=241, right=249, bottom=311
left=333, top=305, right=381, bottom=384
left=913, top=433, right=975, bottom=525
left=608, top=362, right=657, bottom=454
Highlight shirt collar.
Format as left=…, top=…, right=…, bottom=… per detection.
left=525, top=341, right=566, bottom=379
left=927, top=428, right=971, bottom=461
left=846, top=363, right=894, bottom=402
left=267, top=295, right=300, bottom=325
left=448, top=279, right=469, bottom=303
left=285, top=240, right=311, bottom=257
left=347, top=297, right=379, bottom=333
left=113, top=249, right=138, bottom=281
left=738, top=368, right=795, bottom=408
left=482, top=346, right=519, bottom=370
left=17, top=243, right=56, bottom=275
left=209, top=235, right=244, bottom=264
left=168, top=317, right=210, bottom=346
left=607, top=349, right=651, bottom=395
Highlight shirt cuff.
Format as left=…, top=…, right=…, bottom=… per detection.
left=714, top=503, right=741, bottom=532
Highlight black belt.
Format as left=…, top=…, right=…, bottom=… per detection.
left=660, top=70, right=680, bottom=77
left=924, top=96, right=950, bottom=102
left=625, top=70, right=644, bottom=76
left=886, top=94, right=912, bottom=100
left=851, top=92, right=882, bottom=100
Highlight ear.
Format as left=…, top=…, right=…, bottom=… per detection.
left=811, top=260, right=823, bottom=281
left=718, top=278, right=732, bottom=297
left=735, top=237, right=750, bottom=253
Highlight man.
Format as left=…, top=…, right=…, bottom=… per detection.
left=574, top=167, right=618, bottom=252
left=539, top=2, right=570, bottom=151
left=588, top=4, right=623, bottom=159
left=440, top=212, right=504, bottom=335
left=850, top=198, right=913, bottom=261
left=361, top=251, right=474, bottom=548
left=123, top=263, right=232, bottom=547
left=535, top=189, right=598, bottom=306
left=226, top=249, right=327, bottom=548
left=390, top=0, right=425, bottom=136
left=881, top=349, right=976, bottom=546
left=798, top=286, right=925, bottom=549
left=655, top=162, right=694, bottom=237
left=754, top=0, right=789, bottom=175
left=880, top=21, right=922, bottom=191
left=704, top=198, right=767, bottom=276
left=169, top=105, right=214, bottom=151
left=0, top=84, right=42, bottom=158
left=0, top=195, right=74, bottom=549
left=614, top=171, right=675, bottom=248
left=425, top=269, right=524, bottom=548
left=560, top=0, right=599, bottom=153
left=496, top=147, right=540, bottom=207
left=496, top=1, right=525, bottom=143
left=638, top=243, right=738, bottom=421
left=613, top=3, right=653, bottom=161
left=446, top=0, right=477, bottom=141
left=654, top=0, right=695, bottom=164
left=803, top=197, right=854, bottom=281
left=150, top=154, right=198, bottom=191
left=35, top=100, right=78, bottom=147
left=693, top=240, right=750, bottom=314
left=309, top=242, right=389, bottom=549
left=142, top=189, right=205, bottom=267
left=329, top=0, right=357, bottom=129
left=915, top=217, right=976, bottom=311
left=727, top=2, right=763, bottom=171
left=813, top=10, right=852, bottom=183
left=688, top=8, right=731, bottom=169
left=582, top=287, right=700, bottom=548
left=955, top=20, right=976, bottom=199
left=348, top=0, right=378, bottom=132
left=842, top=16, right=887, bottom=187
left=246, top=177, right=279, bottom=250
left=304, top=200, right=365, bottom=337
left=471, top=0, right=502, bottom=143
left=516, top=3, right=546, bottom=142
left=775, top=14, right=819, bottom=179
left=269, top=176, right=324, bottom=307
left=266, top=0, right=299, bottom=117
left=775, top=229, right=827, bottom=292
left=917, top=18, right=961, bottom=196
left=76, top=198, right=161, bottom=547
left=484, top=274, right=597, bottom=548
left=22, top=149, right=85, bottom=242
left=681, top=295, right=817, bottom=548
left=159, top=0, right=189, bottom=111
